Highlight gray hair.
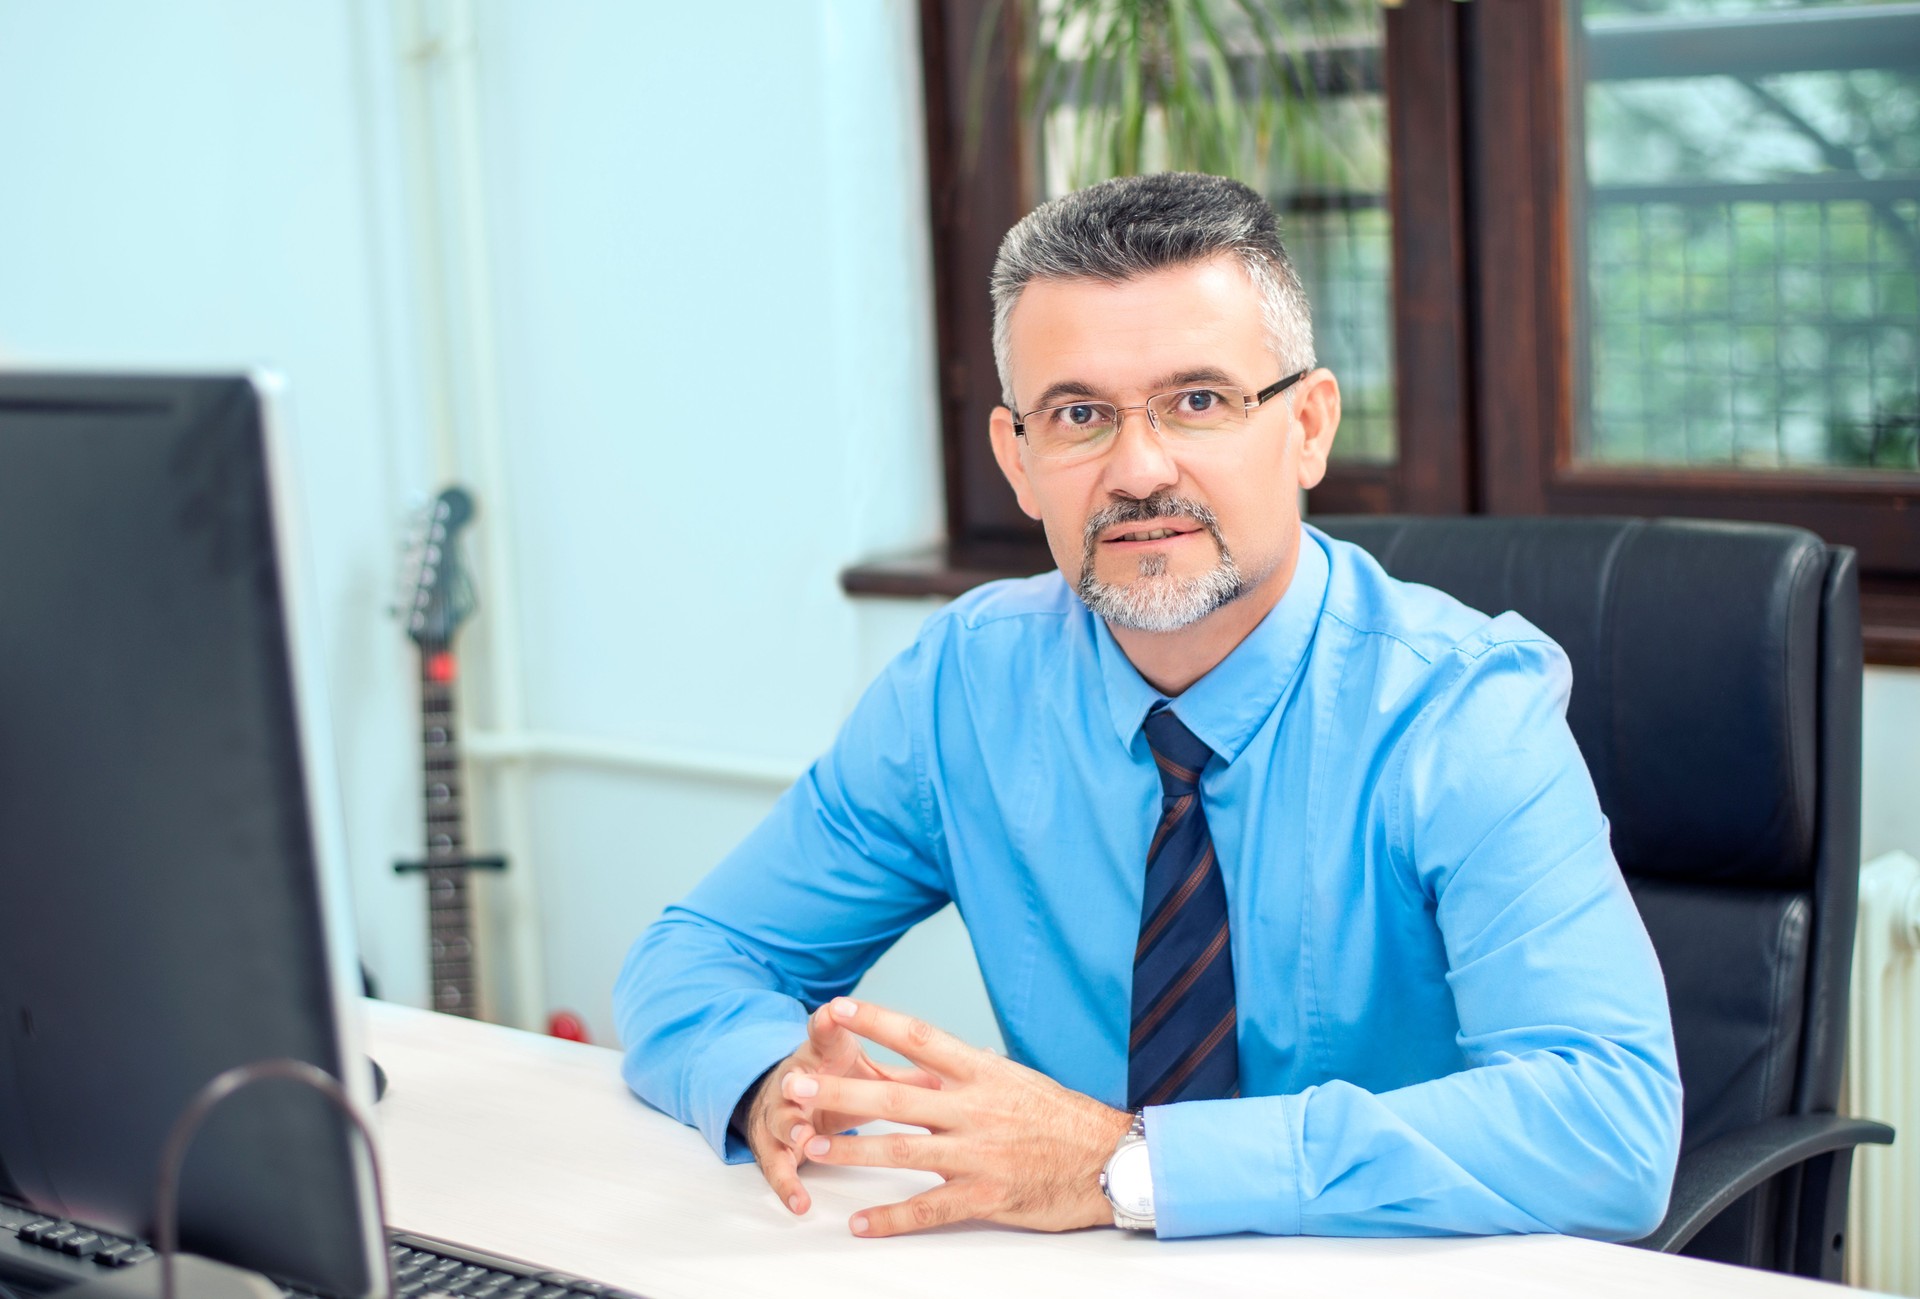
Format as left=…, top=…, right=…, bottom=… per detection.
left=989, top=172, right=1316, bottom=408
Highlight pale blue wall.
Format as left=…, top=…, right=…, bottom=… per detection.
left=0, top=0, right=1005, bottom=1052
left=459, top=1, right=1001, bottom=1046
left=0, top=0, right=433, bottom=1003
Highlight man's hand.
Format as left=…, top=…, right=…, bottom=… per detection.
left=742, top=998, right=944, bottom=1216
left=783, top=998, right=1133, bottom=1238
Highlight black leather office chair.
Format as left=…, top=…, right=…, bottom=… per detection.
left=1312, top=515, right=1895, bottom=1279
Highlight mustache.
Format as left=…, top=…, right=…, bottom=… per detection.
left=1081, top=492, right=1226, bottom=553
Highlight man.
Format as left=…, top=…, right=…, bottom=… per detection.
left=615, top=173, right=1681, bottom=1241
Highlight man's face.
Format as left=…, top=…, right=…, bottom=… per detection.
left=989, top=256, right=1339, bottom=633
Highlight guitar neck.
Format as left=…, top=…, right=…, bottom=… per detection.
left=420, top=644, right=478, bottom=1018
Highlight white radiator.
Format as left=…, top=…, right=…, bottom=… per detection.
left=1845, top=850, right=1920, bottom=1296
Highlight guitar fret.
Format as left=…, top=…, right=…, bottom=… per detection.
left=412, top=593, right=484, bottom=1017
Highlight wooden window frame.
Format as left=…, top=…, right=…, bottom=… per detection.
left=1462, top=0, right=1920, bottom=665
left=847, top=0, right=1920, bottom=664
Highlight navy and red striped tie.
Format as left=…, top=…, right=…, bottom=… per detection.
left=1128, top=705, right=1239, bottom=1109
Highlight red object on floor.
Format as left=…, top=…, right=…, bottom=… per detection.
left=546, top=1011, right=591, bottom=1043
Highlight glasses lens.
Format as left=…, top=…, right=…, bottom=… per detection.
left=1151, top=387, right=1247, bottom=436
left=1028, top=402, right=1119, bottom=458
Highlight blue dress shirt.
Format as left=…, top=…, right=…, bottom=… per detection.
left=614, top=524, right=1682, bottom=1240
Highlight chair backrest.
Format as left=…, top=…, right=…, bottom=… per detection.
left=1312, top=516, right=1862, bottom=1267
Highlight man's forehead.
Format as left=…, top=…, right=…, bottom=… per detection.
left=1005, top=257, right=1269, bottom=399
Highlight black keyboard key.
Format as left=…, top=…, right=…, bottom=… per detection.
left=122, top=1246, right=155, bottom=1267
left=397, top=1283, right=430, bottom=1298
left=60, top=1231, right=102, bottom=1257
left=503, top=1281, right=542, bottom=1296
left=568, top=1285, right=606, bottom=1296
left=16, top=1220, right=57, bottom=1244
left=95, top=1243, right=135, bottom=1268
left=37, top=1224, right=78, bottom=1249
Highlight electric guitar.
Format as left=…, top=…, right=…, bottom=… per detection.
left=395, top=487, right=503, bottom=1017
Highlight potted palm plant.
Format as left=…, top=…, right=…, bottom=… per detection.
left=975, top=0, right=1382, bottom=192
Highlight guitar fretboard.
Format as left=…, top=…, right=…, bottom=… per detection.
left=420, top=644, right=477, bottom=1018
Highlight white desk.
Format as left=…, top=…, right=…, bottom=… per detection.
left=364, top=1002, right=1855, bottom=1299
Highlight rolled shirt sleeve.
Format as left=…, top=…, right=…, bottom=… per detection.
left=1148, top=637, right=1683, bottom=1239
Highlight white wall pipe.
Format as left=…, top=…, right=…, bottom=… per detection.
left=395, top=0, right=547, bottom=1030
left=463, top=731, right=803, bottom=791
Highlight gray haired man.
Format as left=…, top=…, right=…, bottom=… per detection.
left=616, top=173, right=1681, bottom=1240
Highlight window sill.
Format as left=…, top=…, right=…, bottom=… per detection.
left=1863, top=578, right=1920, bottom=669
left=840, top=541, right=1052, bottom=600
left=842, top=547, right=1920, bottom=669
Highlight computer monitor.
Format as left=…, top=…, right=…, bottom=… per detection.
left=0, top=373, right=385, bottom=1298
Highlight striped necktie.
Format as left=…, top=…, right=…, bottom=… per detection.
left=1128, top=705, right=1239, bottom=1109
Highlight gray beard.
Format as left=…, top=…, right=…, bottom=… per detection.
left=1074, top=493, right=1248, bottom=633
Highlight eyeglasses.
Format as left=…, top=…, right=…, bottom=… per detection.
left=1012, top=370, right=1308, bottom=462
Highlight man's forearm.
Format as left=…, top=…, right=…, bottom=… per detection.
left=1146, top=1043, right=1679, bottom=1240
left=729, top=1065, right=777, bottom=1146
left=613, top=909, right=810, bottom=1163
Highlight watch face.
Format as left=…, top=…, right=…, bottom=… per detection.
left=1106, top=1141, right=1154, bottom=1218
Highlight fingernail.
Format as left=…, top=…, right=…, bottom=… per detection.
left=790, top=1124, right=808, bottom=1144
left=851, top=1215, right=869, bottom=1236
left=788, top=1074, right=818, bottom=1098
left=787, top=1194, right=804, bottom=1214
left=831, top=997, right=859, bottom=1018
left=806, top=1136, right=830, bottom=1157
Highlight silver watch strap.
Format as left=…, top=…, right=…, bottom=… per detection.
left=1104, top=1110, right=1154, bottom=1231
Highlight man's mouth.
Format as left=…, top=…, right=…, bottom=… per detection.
left=1103, top=522, right=1201, bottom=545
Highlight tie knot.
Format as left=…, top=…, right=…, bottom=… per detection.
left=1142, top=706, right=1212, bottom=796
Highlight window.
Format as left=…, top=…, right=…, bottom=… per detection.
left=847, top=0, right=1920, bottom=663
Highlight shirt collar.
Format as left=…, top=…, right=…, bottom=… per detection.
left=1093, top=524, right=1331, bottom=764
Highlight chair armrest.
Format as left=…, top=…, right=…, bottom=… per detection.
left=1633, top=1113, right=1895, bottom=1254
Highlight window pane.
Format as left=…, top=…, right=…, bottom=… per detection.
left=1035, top=1, right=1395, bottom=464
left=1571, top=0, right=1920, bottom=471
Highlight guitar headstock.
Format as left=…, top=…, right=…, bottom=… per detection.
left=399, top=486, right=478, bottom=647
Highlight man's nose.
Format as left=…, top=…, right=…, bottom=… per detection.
left=1100, top=405, right=1179, bottom=499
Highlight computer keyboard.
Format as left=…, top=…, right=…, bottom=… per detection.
left=0, top=1201, right=645, bottom=1299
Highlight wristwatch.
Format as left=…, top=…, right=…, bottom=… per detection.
left=1099, top=1110, right=1154, bottom=1231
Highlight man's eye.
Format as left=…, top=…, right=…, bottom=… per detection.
left=1048, top=404, right=1106, bottom=430
left=1177, top=389, right=1224, bottom=413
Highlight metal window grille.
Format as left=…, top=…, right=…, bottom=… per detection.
left=1585, top=188, right=1920, bottom=471
left=1285, top=195, right=1397, bottom=463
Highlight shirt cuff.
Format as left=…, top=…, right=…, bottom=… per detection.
left=690, top=1016, right=808, bottom=1165
left=1146, top=1093, right=1303, bottom=1238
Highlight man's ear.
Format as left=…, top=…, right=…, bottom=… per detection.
left=989, top=405, right=1043, bottom=521
left=1292, top=369, right=1342, bottom=492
